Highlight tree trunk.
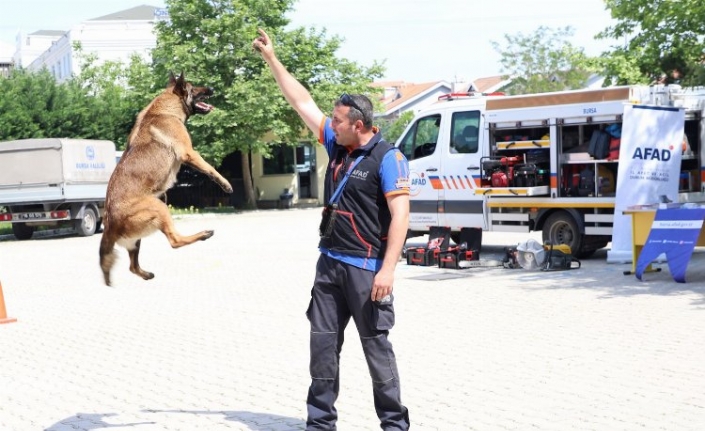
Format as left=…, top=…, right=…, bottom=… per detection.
left=241, top=150, right=257, bottom=209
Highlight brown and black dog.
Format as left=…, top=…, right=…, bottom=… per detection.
left=99, top=72, right=233, bottom=286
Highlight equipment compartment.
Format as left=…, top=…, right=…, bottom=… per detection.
left=481, top=124, right=551, bottom=196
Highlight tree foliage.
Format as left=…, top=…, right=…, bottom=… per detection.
left=70, top=45, right=157, bottom=148
left=150, top=0, right=384, bottom=207
left=150, top=0, right=384, bottom=162
left=0, top=68, right=63, bottom=139
left=491, top=26, right=597, bottom=94
left=598, top=0, right=705, bottom=86
left=378, top=110, right=415, bottom=144
left=0, top=49, right=153, bottom=148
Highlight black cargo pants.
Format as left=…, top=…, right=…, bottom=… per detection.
left=305, top=253, right=410, bottom=431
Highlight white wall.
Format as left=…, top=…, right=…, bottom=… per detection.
left=14, top=32, right=63, bottom=68
left=26, top=20, right=155, bottom=82
left=0, top=41, right=13, bottom=62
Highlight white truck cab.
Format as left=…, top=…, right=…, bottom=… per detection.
left=396, top=93, right=488, bottom=237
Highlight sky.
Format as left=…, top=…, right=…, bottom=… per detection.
left=0, top=0, right=620, bottom=83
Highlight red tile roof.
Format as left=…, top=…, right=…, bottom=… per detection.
left=470, top=75, right=507, bottom=93
left=373, top=75, right=510, bottom=115
left=374, top=81, right=452, bottom=114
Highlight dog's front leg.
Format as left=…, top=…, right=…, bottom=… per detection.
left=184, top=152, right=233, bottom=193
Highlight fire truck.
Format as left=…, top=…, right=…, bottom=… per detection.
left=395, top=85, right=705, bottom=257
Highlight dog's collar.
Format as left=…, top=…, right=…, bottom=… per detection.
left=180, top=97, right=192, bottom=119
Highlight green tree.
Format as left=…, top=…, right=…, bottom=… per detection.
left=70, top=45, right=157, bottom=148
left=491, top=26, right=597, bottom=95
left=378, top=110, right=415, bottom=144
left=151, top=0, right=384, bottom=208
left=0, top=68, right=80, bottom=140
left=598, top=0, right=705, bottom=86
left=0, top=50, right=154, bottom=147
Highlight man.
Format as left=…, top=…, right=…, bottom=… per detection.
left=253, top=28, right=411, bottom=431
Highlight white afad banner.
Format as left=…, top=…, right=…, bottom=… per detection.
left=607, top=104, right=685, bottom=263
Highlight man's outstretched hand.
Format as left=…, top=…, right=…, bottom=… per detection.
left=252, top=28, right=272, bottom=55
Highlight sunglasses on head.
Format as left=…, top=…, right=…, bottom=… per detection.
left=339, top=93, right=365, bottom=114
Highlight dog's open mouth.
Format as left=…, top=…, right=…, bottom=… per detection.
left=194, top=98, right=214, bottom=114
left=192, top=87, right=215, bottom=114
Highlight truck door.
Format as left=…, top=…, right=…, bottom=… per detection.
left=396, top=114, right=442, bottom=229
left=439, top=110, right=486, bottom=229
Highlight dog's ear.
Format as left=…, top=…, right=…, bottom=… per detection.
left=175, top=72, right=186, bottom=88
left=167, top=71, right=177, bottom=88
left=170, top=72, right=188, bottom=96
left=172, top=72, right=187, bottom=92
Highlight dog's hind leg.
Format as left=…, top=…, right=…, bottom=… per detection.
left=128, top=239, right=155, bottom=281
left=99, top=232, right=118, bottom=286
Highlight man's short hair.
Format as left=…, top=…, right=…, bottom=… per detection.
left=336, top=93, right=374, bottom=129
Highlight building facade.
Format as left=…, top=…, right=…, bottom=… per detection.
left=17, top=5, right=160, bottom=82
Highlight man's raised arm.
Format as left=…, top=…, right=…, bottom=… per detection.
left=252, top=28, right=325, bottom=136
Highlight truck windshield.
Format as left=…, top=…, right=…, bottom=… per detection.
left=397, top=114, right=441, bottom=161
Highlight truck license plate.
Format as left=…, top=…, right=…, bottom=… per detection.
left=17, top=212, right=47, bottom=220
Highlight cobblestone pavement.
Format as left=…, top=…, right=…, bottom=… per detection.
left=1, top=208, right=704, bottom=431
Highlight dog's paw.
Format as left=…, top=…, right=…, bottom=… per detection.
left=201, top=230, right=215, bottom=241
left=221, top=182, right=233, bottom=193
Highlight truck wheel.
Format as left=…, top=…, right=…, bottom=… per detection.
left=543, top=212, right=584, bottom=257
left=12, top=223, right=35, bottom=240
left=76, top=208, right=98, bottom=237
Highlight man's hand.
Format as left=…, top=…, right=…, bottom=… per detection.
left=252, top=28, right=274, bottom=58
left=372, top=268, right=394, bottom=302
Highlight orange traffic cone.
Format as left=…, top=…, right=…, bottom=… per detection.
left=0, top=280, right=17, bottom=324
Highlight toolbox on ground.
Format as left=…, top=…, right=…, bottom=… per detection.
left=406, top=248, right=441, bottom=266
left=438, top=247, right=479, bottom=269
left=437, top=227, right=482, bottom=269
left=456, top=227, right=482, bottom=253
left=406, top=226, right=451, bottom=266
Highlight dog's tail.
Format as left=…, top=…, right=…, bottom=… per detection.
left=99, top=233, right=118, bottom=286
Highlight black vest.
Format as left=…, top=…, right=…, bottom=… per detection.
left=319, top=132, right=394, bottom=259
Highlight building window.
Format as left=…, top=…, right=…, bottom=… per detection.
left=0, top=63, right=11, bottom=78
left=296, top=143, right=314, bottom=172
left=263, top=144, right=295, bottom=175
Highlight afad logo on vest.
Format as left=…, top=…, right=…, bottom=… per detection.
left=350, top=169, right=369, bottom=180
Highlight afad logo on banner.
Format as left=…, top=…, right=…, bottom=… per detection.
left=631, top=146, right=673, bottom=161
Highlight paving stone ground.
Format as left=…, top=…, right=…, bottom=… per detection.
left=1, top=208, right=704, bottom=431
